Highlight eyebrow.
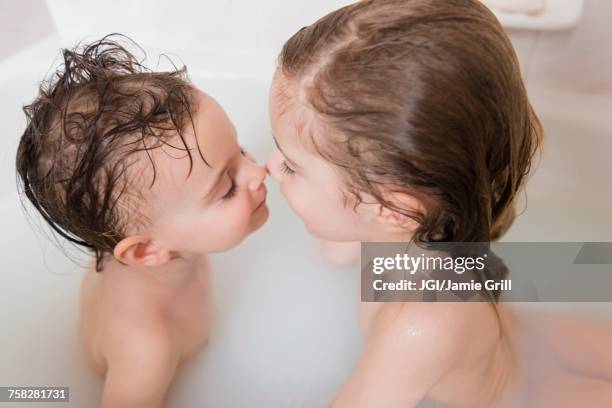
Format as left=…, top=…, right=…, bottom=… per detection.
left=272, top=135, right=301, bottom=171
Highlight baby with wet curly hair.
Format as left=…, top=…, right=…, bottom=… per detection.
left=16, top=35, right=268, bottom=407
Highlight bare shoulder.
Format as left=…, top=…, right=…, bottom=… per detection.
left=100, top=319, right=180, bottom=408
left=332, top=302, right=502, bottom=407
left=369, top=301, right=500, bottom=365
left=102, top=308, right=178, bottom=362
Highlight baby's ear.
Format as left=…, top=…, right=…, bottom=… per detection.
left=375, top=189, right=423, bottom=232
left=113, top=236, right=172, bottom=267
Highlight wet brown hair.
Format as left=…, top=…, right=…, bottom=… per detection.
left=16, top=34, right=206, bottom=272
left=278, top=3, right=543, bottom=236
left=277, top=0, right=543, bottom=300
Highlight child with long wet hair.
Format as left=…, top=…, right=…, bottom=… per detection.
left=266, top=0, right=543, bottom=406
left=267, top=0, right=612, bottom=408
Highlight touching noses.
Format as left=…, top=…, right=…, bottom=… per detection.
left=264, top=149, right=281, bottom=182
left=247, top=160, right=267, bottom=192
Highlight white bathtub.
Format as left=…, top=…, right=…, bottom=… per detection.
left=1, top=33, right=611, bottom=407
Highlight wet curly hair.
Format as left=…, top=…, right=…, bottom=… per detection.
left=15, top=34, right=206, bottom=272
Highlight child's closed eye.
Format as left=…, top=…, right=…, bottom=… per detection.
left=280, top=161, right=295, bottom=175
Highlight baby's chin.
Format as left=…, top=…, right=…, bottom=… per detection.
left=248, top=202, right=269, bottom=233
left=205, top=205, right=269, bottom=253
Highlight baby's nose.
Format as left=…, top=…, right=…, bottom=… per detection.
left=248, top=164, right=267, bottom=192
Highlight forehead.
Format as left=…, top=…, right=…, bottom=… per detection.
left=270, top=72, right=321, bottom=152
left=190, top=89, right=237, bottom=161
left=140, top=89, right=237, bottom=191
left=269, top=71, right=294, bottom=117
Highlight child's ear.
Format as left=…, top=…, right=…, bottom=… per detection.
left=113, top=235, right=172, bottom=267
left=375, top=190, right=423, bottom=232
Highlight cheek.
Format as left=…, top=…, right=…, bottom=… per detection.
left=155, top=194, right=257, bottom=253
left=282, top=179, right=338, bottom=228
left=282, top=178, right=369, bottom=241
left=216, top=197, right=253, bottom=236
left=281, top=179, right=314, bottom=220
left=189, top=199, right=253, bottom=252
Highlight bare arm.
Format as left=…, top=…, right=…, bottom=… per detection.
left=100, top=326, right=179, bottom=408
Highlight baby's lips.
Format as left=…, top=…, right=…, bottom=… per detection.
left=260, top=186, right=268, bottom=204
left=253, top=186, right=267, bottom=211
